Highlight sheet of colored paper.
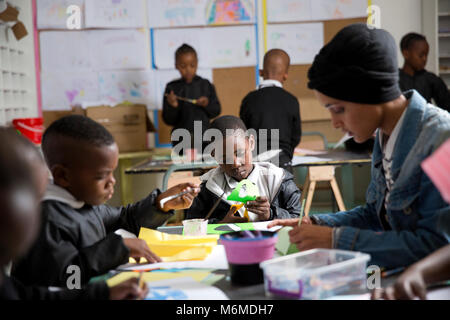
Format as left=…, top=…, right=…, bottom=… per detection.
left=207, top=221, right=281, bottom=234
left=106, top=269, right=212, bottom=287
left=137, top=227, right=219, bottom=262
left=421, top=139, right=450, bottom=203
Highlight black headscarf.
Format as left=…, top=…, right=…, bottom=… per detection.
left=308, top=23, right=401, bottom=104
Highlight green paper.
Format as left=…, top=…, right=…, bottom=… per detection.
left=226, top=179, right=259, bottom=203
left=275, top=226, right=299, bottom=255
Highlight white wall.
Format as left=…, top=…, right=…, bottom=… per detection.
left=372, top=0, right=423, bottom=68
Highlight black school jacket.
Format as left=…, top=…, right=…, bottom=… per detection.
left=0, top=272, right=109, bottom=300
left=185, top=164, right=302, bottom=223
left=12, top=187, right=173, bottom=287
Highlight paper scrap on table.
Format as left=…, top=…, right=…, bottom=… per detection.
left=291, top=155, right=333, bottom=166
left=207, top=221, right=282, bottom=235
left=120, top=244, right=228, bottom=271
left=106, top=269, right=212, bottom=287
left=144, top=277, right=229, bottom=300
left=134, top=227, right=219, bottom=263
left=421, top=139, right=450, bottom=203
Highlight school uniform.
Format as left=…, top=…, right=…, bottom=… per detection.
left=310, top=90, right=450, bottom=269
left=12, top=182, right=173, bottom=287
left=0, top=272, right=109, bottom=300
left=240, top=80, right=301, bottom=172
left=399, top=69, right=450, bottom=112
left=186, top=162, right=302, bottom=223
left=162, top=75, right=221, bottom=148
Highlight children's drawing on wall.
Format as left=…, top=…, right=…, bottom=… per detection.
left=37, top=0, right=85, bottom=29
left=85, top=0, right=145, bottom=28
left=205, top=0, right=254, bottom=25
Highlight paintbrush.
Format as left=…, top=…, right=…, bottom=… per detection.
left=159, top=190, right=190, bottom=208
left=298, top=199, right=306, bottom=226
left=164, top=93, right=197, bottom=104
left=204, top=191, right=226, bottom=221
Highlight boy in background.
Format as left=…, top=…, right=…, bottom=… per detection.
left=239, top=48, right=301, bottom=173
left=399, top=32, right=450, bottom=112
left=0, top=128, right=147, bottom=300
left=163, top=43, right=221, bottom=153
left=12, top=115, right=200, bottom=287
left=186, top=115, right=301, bottom=223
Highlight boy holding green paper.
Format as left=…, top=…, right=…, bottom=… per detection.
left=186, top=115, right=302, bottom=224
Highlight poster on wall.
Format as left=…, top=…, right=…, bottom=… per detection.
left=85, top=0, right=146, bottom=28
left=266, top=0, right=367, bottom=23
left=37, top=0, right=85, bottom=29
left=147, top=0, right=255, bottom=28
left=41, top=71, right=99, bottom=110
left=266, top=23, right=324, bottom=64
left=153, top=25, right=256, bottom=69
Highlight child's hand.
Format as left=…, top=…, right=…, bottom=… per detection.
left=371, top=266, right=427, bottom=300
left=267, top=216, right=313, bottom=228
left=157, top=183, right=201, bottom=211
left=196, top=96, right=209, bottom=107
left=220, top=205, right=248, bottom=223
left=288, top=224, right=332, bottom=251
left=123, top=238, right=162, bottom=264
left=166, top=90, right=179, bottom=107
left=109, top=277, right=148, bottom=300
left=245, top=196, right=271, bottom=221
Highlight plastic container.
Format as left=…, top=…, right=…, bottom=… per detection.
left=220, top=231, right=278, bottom=285
left=12, top=117, right=44, bottom=145
left=182, top=219, right=208, bottom=236
left=260, top=249, right=371, bottom=300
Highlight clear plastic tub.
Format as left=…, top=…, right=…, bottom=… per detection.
left=260, top=249, right=371, bottom=300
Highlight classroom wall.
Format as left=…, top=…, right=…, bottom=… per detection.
left=372, top=0, right=423, bottom=68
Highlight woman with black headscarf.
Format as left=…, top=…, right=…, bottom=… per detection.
left=269, top=23, right=450, bottom=271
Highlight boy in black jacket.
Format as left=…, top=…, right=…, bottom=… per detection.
left=0, top=128, right=147, bottom=300
left=185, top=116, right=301, bottom=223
left=12, top=115, right=200, bottom=287
left=163, top=43, right=221, bottom=152
left=240, top=49, right=301, bottom=173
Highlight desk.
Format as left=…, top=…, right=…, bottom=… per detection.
left=292, top=150, right=372, bottom=215
left=125, top=157, right=218, bottom=191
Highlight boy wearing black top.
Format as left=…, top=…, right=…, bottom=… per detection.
left=0, top=128, right=147, bottom=300
left=239, top=49, right=301, bottom=172
left=399, top=32, right=450, bottom=112
left=163, top=43, right=221, bottom=152
left=12, top=115, right=200, bottom=287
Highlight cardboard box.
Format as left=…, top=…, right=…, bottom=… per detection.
left=43, top=104, right=155, bottom=153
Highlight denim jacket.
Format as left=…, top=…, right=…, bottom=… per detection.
left=313, top=90, right=450, bottom=269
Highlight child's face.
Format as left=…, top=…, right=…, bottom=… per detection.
left=63, top=143, right=119, bottom=206
left=218, top=133, right=255, bottom=181
left=403, top=40, right=429, bottom=72
left=176, top=52, right=198, bottom=84
left=314, top=90, right=382, bottom=143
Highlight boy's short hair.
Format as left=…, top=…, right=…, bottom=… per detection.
left=42, top=115, right=115, bottom=167
left=175, top=43, right=197, bottom=62
left=208, top=115, right=248, bottom=138
left=263, top=48, right=290, bottom=75
left=400, top=33, right=427, bottom=51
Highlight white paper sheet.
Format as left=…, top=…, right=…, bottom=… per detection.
left=267, top=23, right=324, bottom=65
left=144, top=277, right=229, bottom=300
left=37, top=0, right=85, bottom=29
left=266, top=0, right=366, bottom=23
left=292, top=155, right=333, bottom=166
left=89, top=29, right=149, bottom=70
left=85, top=0, right=146, bottom=28
left=41, top=71, right=99, bottom=110
left=98, top=69, right=156, bottom=106
left=148, top=0, right=208, bottom=28
left=118, top=244, right=229, bottom=271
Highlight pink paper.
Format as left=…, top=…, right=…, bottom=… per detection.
left=421, top=139, right=450, bottom=203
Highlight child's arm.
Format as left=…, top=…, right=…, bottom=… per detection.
left=431, top=75, right=450, bottom=112
left=269, top=174, right=302, bottom=220
left=200, top=82, right=221, bottom=118
left=162, top=86, right=181, bottom=126
left=291, top=99, right=302, bottom=151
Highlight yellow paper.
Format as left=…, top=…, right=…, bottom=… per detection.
left=106, top=270, right=212, bottom=287
left=137, top=227, right=219, bottom=262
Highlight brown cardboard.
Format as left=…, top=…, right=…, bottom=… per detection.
left=43, top=104, right=155, bottom=153
left=0, top=4, right=19, bottom=22
left=86, top=104, right=150, bottom=153
left=12, top=21, right=27, bottom=40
